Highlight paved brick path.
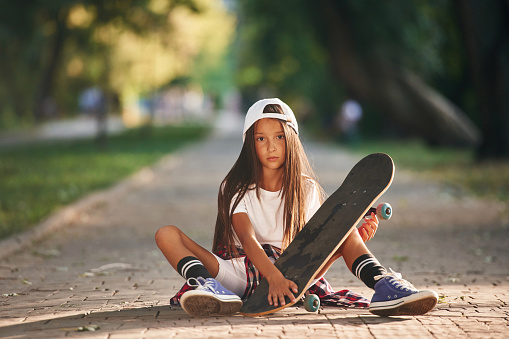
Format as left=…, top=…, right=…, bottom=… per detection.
left=1, top=112, right=508, bottom=338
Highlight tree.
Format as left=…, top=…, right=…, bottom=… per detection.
left=455, top=0, right=509, bottom=159
left=0, top=0, right=234, bottom=127
left=312, top=0, right=480, bottom=147
left=236, top=0, right=482, bottom=148
left=0, top=0, right=164, bottom=122
left=0, top=0, right=42, bottom=122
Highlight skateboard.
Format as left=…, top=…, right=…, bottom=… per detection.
left=240, top=153, right=394, bottom=316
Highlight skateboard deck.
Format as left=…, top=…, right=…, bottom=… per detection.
left=240, top=153, right=394, bottom=316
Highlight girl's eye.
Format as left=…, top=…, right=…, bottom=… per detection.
left=277, top=135, right=285, bottom=140
left=256, top=137, right=265, bottom=141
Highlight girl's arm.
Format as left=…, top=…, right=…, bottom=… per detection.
left=232, top=213, right=298, bottom=307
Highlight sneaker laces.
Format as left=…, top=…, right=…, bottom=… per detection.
left=186, top=277, right=201, bottom=288
left=186, top=277, right=217, bottom=292
left=374, top=268, right=417, bottom=292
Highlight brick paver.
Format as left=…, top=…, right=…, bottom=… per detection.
left=1, top=112, right=508, bottom=338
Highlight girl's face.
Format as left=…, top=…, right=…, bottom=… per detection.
left=254, top=118, right=286, bottom=172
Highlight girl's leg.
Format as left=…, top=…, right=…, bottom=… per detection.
left=155, top=225, right=219, bottom=278
left=314, top=230, right=385, bottom=288
left=338, top=229, right=374, bottom=270
left=313, top=228, right=438, bottom=317
left=157, top=226, right=243, bottom=318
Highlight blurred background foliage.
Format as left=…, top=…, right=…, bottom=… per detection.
left=1, top=0, right=507, bottom=157
left=0, top=0, right=235, bottom=127
left=0, top=0, right=508, bottom=238
left=235, top=0, right=507, bottom=157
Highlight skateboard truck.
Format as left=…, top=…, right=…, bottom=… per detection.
left=366, top=202, right=392, bottom=220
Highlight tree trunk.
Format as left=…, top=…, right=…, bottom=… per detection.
left=0, top=54, right=31, bottom=121
left=33, top=7, right=69, bottom=122
left=455, top=0, right=509, bottom=160
left=314, top=0, right=480, bottom=147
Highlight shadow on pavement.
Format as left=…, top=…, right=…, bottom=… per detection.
left=0, top=305, right=410, bottom=337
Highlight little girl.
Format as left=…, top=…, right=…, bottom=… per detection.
left=155, top=98, right=438, bottom=317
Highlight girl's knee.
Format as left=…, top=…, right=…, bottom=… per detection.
left=155, top=225, right=180, bottom=246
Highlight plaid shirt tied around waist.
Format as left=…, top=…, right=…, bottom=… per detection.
left=169, top=244, right=369, bottom=309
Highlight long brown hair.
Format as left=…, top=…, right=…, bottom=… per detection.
left=212, top=104, right=325, bottom=255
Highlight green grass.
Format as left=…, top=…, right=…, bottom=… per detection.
left=0, top=125, right=209, bottom=239
left=347, top=139, right=509, bottom=202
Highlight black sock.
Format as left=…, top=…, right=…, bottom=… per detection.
left=351, top=254, right=387, bottom=289
left=177, top=256, right=213, bottom=280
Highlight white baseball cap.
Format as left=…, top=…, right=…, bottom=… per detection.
left=242, top=98, right=299, bottom=142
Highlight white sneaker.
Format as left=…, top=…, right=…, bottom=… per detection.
left=180, top=277, right=243, bottom=317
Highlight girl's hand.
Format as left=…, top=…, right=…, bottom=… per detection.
left=266, top=271, right=298, bottom=307
left=358, top=212, right=378, bottom=242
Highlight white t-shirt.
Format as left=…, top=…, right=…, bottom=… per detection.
left=231, top=179, right=321, bottom=249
